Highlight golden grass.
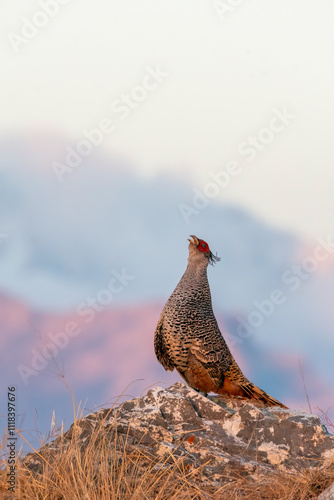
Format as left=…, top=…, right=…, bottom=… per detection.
left=0, top=407, right=214, bottom=500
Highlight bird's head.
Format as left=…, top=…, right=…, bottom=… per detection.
left=187, top=235, right=220, bottom=266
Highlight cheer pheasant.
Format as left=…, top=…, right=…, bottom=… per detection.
left=154, top=235, right=287, bottom=408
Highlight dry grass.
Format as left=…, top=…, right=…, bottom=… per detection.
left=0, top=387, right=333, bottom=500
left=0, top=407, right=214, bottom=500
left=216, top=461, right=334, bottom=499
left=316, top=407, right=334, bottom=436
left=1, top=419, right=333, bottom=499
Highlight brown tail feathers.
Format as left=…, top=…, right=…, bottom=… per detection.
left=237, top=382, right=287, bottom=408
left=218, top=375, right=288, bottom=408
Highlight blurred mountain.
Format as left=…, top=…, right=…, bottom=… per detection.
left=0, top=133, right=298, bottom=311
left=0, top=292, right=332, bottom=448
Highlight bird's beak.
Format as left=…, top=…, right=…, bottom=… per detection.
left=188, top=235, right=199, bottom=245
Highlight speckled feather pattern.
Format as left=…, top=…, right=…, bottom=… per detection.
left=154, top=239, right=287, bottom=408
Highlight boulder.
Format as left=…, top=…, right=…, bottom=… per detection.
left=24, top=382, right=334, bottom=488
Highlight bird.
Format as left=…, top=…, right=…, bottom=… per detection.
left=154, top=235, right=287, bottom=408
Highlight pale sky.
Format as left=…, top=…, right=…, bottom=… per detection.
left=1, top=0, right=334, bottom=238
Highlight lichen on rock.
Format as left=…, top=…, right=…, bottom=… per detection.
left=24, top=382, right=334, bottom=487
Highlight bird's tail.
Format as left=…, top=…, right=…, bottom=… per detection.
left=239, top=381, right=288, bottom=409
left=217, top=363, right=288, bottom=408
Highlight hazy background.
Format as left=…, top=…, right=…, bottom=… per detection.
left=1, top=0, right=334, bottom=449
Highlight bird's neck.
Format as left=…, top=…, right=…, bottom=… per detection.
left=182, top=260, right=209, bottom=288
left=170, top=260, right=213, bottom=309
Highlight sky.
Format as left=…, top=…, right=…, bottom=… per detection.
left=1, top=1, right=334, bottom=445
left=1, top=0, right=334, bottom=238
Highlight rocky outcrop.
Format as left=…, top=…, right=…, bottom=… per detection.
left=25, top=382, right=334, bottom=491
left=319, top=482, right=334, bottom=500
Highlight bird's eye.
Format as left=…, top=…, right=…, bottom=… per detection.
left=201, top=243, right=206, bottom=248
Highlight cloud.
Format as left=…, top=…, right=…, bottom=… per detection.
left=0, top=133, right=299, bottom=312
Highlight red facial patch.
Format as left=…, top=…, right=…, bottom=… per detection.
left=198, top=240, right=209, bottom=253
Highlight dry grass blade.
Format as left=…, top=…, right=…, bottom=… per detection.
left=299, top=360, right=312, bottom=414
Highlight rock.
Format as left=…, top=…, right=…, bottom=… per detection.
left=319, top=482, right=334, bottom=500
left=24, top=382, right=334, bottom=485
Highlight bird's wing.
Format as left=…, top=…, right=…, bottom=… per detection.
left=188, top=338, right=231, bottom=388
left=188, top=322, right=250, bottom=385
left=154, top=316, right=174, bottom=371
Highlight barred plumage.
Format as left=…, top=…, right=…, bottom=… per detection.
left=154, top=235, right=287, bottom=408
